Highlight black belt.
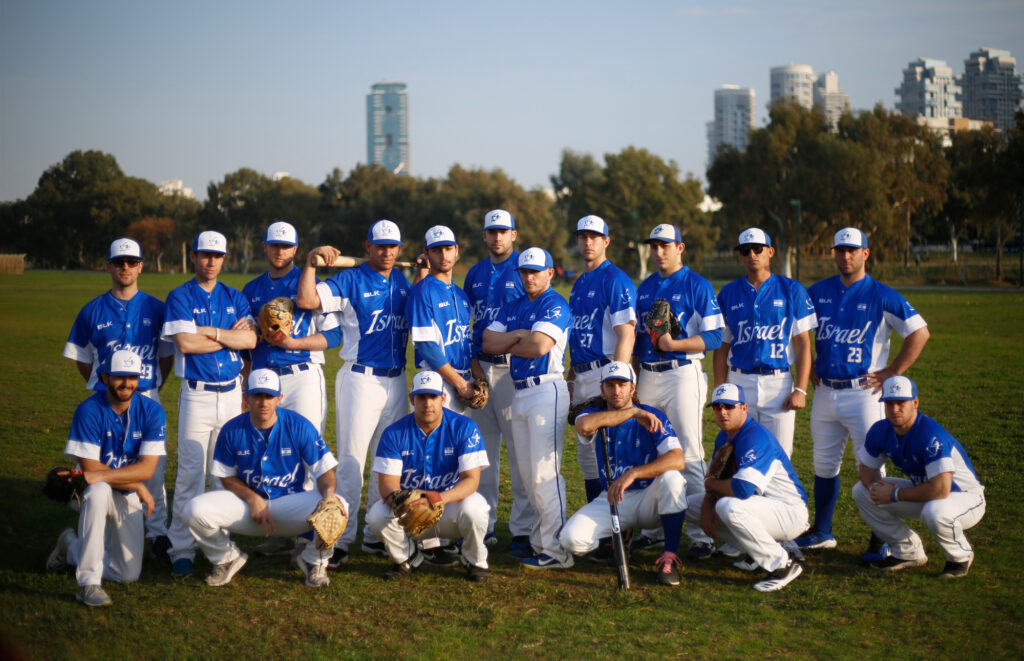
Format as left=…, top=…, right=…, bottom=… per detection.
left=477, top=352, right=509, bottom=366
left=821, top=377, right=864, bottom=390
left=269, top=363, right=311, bottom=376
left=731, top=366, right=785, bottom=376
left=351, top=364, right=403, bottom=378
left=573, top=358, right=609, bottom=374
left=187, top=379, right=237, bottom=393
left=640, top=359, right=693, bottom=373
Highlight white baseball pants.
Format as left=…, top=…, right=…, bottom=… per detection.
left=279, top=364, right=327, bottom=433
left=573, top=369, right=601, bottom=480
left=67, top=482, right=145, bottom=587
left=139, top=387, right=168, bottom=540
left=727, top=371, right=797, bottom=456
left=810, top=384, right=884, bottom=478
left=366, top=492, right=490, bottom=569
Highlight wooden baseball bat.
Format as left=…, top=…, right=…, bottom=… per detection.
left=600, top=427, right=632, bottom=590
left=311, top=255, right=415, bottom=268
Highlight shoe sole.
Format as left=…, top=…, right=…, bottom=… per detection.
left=798, top=538, right=838, bottom=550
left=657, top=572, right=681, bottom=586
left=754, top=563, right=803, bottom=592
left=76, top=591, right=113, bottom=608
left=520, top=558, right=574, bottom=570
left=206, top=554, right=248, bottom=587
left=872, top=557, right=928, bottom=572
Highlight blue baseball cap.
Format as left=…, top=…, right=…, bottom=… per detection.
left=880, top=376, right=918, bottom=402
left=736, top=227, right=772, bottom=249
left=109, top=238, right=142, bottom=261
left=410, top=370, right=445, bottom=396
left=264, top=221, right=298, bottom=246
left=576, top=215, right=609, bottom=236
left=484, top=209, right=516, bottom=230
left=104, top=350, right=142, bottom=376
left=645, top=224, right=683, bottom=244
left=367, top=219, right=403, bottom=245
left=425, top=225, right=457, bottom=249
left=600, top=361, right=636, bottom=384
left=192, top=230, right=229, bottom=254
left=708, top=383, right=746, bottom=407
left=246, top=369, right=282, bottom=396
left=516, top=247, right=553, bottom=271
left=833, top=227, right=868, bottom=249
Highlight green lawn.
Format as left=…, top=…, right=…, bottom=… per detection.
left=1, top=271, right=1022, bottom=660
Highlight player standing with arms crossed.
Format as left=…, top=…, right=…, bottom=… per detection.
left=463, top=210, right=535, bottom=549
left=634, top=224, right=724, bottom=560
left=296, top=219, right=411, bottom=566
left=63, top=238, right=174, bottom=562
left=795, top=228, right=930, bottom=553
left=161, top=231, right=257, bottom=578
left=713, top=228, right=817, bottom=457
left=483, top=247, right=573, bottom=569
left=568, top=215, right=637, bottom=504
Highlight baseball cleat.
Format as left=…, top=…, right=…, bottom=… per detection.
left=76, top=585, right=113, bottom=608
left=508, top=536, right=534, bottom=559
left=422, top=543, right=461, bottom=566
left=47, top=528, right=76, bottom=571
left=360, top=540, right=388, bottom=557
left=753, top=560, right=803, bottom=592
left=295, top=555, right=331, bottom=587
left=794, top=529, right=838, bottom=550
left=655, top=551, right=682, bottom=586
left=520, top=553, right=574, bottom=570
left=205, top=552, right=247, bottom=587
left=938, top=558, right=972, bottom=579
left=870, top=555, right=928, bottom=572
left=629, top=532, right=665, bottom=553
left=780, top=539, right=805, bottom=562
left=385, top=550, right=423, bottom=580
left=171, top=558, right=194, bottom=578
left=733, top=555, right=759, bottom=572
left=484, top=532, right=498, bottom=546
left=327, top=547, right=350, bottom=569
left=860, top=542, right=891, bottom=566
left=465, top=564, right=490, bottom=583
left=686, top=541, right=716, bottom=561
left=254, top=536, right=296, bottom=556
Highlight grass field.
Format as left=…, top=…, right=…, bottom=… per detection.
left=1, top=271, right=1023, bottom=660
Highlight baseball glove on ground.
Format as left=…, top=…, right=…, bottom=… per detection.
left=306, top=495, right=348, bottom=550
left=43, top=467, right=87, bottom=504
left=645, top=298, right=682, bottom=352
left=706, top=441, right=737, bottom=481
left=459, top=379, right=490, bottom=409
left=258, top=297, right=294, bottom=344
left=567, top=395, right=607, bottom=426
left=391, top=489, right=445, bottom=538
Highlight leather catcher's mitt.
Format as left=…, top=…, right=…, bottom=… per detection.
left=459, top=379, right=490, bottom=409
left=391, top=488, right=445, bottom=538
left=43, top=467, right=87, bottom=504
left=567, top=395, right=606, bottom=426
left=258, top=297, right=294, bottom=344
left=707, top=441, right=737, bottom=481
left=645, top=298, right=682, bottom=352
left=306, top=495, right=348, bottom=550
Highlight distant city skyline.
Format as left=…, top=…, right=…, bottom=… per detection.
left=366, top=82, right=410, bottom=175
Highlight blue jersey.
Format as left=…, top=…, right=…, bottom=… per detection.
left=162, top=279, right=253, bottom=382
left=635, top=266, right=724, bottom=363
left=713, top=417, right=807, bottom=506
left=373, top=409, right=489, bottom=491
left=577, top=404, right=681, bottom=492
left=861, top=413, right=982, bottom=493
left=210, top=408, right=337, bottom=500
left=243, top=267, right=340, bottom=369
left=65, top=391, right=167, bottom=472
left=464, top=251, right=524, bottom=356
left=489, top=288, right=570, bottom=381
left=808, top=275, right=926, bottom=380
left=569, top=261, right=637, bottom=365
left=407, top=275, right=472, bottom=372
left=317, top=262, right=410, bottom=369
left=717, top=274, right=818, bottom=370
left=64, top=291, right=173, bottom=392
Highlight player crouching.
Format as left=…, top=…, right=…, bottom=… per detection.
left=366, top=371, right=491, bottom=582
left=184, top=369, right=346, bottom=588
left=560, top=362, right=688, bottom=586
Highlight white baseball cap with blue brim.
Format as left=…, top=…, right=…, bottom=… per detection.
left=410, top=370, right=445, bottom=396
left=367, top=219, right=404, bottom=245
left=246, top=369, right=282, bottom=396
left=192, top=230, right=229, bottom=254
left=736, top=227, right=772, bottom=249
left=109, top=238, right=142, bottom=261
left=708, top=383, right=746, bottom=407
left=424, top=225, right=457, bottom=249
left=833, top=227, right=868, bottom=249
left=516, top=247, right=553, bottom=271
left=484, top=209, right=516, bottom=230
left=264, top=220, right=298, bottom=246
left=104, top=349, right=142, bottom=376
left=880, top=376, right=918, bottom=402
left=576, top=215, right=609, bottom=236
left=600, top=361, right=636, bottom=384
left=645, top=224, right=683, bottom=244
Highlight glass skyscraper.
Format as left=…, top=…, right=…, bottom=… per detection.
left=366, top=82, right=409, bottom=174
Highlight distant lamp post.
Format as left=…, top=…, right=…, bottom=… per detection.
left=789, top=199, right=802, bottom=281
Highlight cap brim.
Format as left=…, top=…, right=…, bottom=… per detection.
left=425, top=241, right=457, bottom=248
left=369, top=239, right=404, bottom=245
left=707, top=399, right=743, bottom=407
left=247, top=387, right=281, bottom=396
left=879, top=395, right=914, bottom=402
left=107, top=371, right=141, bottom=377
left=264, top=240, right=297, bottom=246
left=410, top=388, right=444, bottom=397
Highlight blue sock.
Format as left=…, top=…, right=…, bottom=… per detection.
left=660, top=511, right=685, bottom=555
left=584, top=479, right=603, bottom=503
left=813, top=475, right=841, bottom=534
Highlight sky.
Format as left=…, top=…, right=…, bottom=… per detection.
left=2, top=0, right=1022, bottom=202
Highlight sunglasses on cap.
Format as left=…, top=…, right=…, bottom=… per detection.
left=110, top=258, right=142, bottom=267
left=710, top=403, right=737, bottom=411
left=738, top=245, right=765, bottom=257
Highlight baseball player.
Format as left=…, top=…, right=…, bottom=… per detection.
left=634, top=224, right=723, bottom=559
left=63, top=238, right=175, bottom=561
left=853, top=376, right=985, bottom=578
left=483, top=247, right=573, bottom=569
left=560, top=362, right=688, bottom=586
left=161, top=230, right=257, bottom=578
left=685, top=384, right=809, bottom=592
left=184, top=369, right=344, bottom=588
left=366, top=370, right=491, bottom=581
left=568, top=215, right=637, bottom=504
left=795, top=228, right=930, bottom=552
left=295, top=219, right=411, bottom=566
left=713, top=228, right=817, bottom=457
left=46, top=350, right=166, bottom=607
left=463, top=209, right=535, bottom=549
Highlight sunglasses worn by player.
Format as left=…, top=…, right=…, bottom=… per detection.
left=110, top=258, right=142, bottom=267
left=737, top=245, right=765, bottom=257
left=711, top=403, right=737, bottom=411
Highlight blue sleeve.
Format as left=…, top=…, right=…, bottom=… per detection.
left=142, top=400, right=167, bottom=443
left=164, top=288, right=191, bottom=323
left=731, top=477, right=757, bottom=499
left=699, top=329, right=722, bottom=351
left=212, top=426, right=236, bottom=470
left=234, top=288, right=253, bottom=320
left=419, top=341, right=449, bottom=370
left=321, top=326, right=342, bottom=349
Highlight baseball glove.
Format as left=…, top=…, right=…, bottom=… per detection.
left=645, top=298, right=683, bottom=352
left=459, top=379, right=490, bottom=409
left=43, top=467, right=87, bottom=504
left=258, top=297, right=294, bottom=344
left=391, top=488, right=445, bottom=538
left=567, top=395, right=607, bottom=426
left=306, top=495, right=348, bottom=550
left=706, top=441, right=737, bottom=481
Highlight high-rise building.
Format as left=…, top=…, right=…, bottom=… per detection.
left=960, top=48, right=1022, bottom=132
left=895, top=58, right=962, bottom=119
left=813, top=71, right=850, bottom=130
left=771, top=64, right=815, bottom=108
left=366, top=82, right=409, bottom=174
left=707, top=85, right=755, bottom=163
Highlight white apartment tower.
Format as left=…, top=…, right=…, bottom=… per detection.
left=707, top=85, right=755, bottom=163
left=813, top=71, right=851, bottom=129
left=771, top=64, right=815, bottom=108
left=895, top=58, right=962, bottom=119
left=960, top=48, right=1022, bottom=132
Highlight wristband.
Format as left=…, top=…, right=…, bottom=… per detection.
left=793, top=387, right=807, bottom=396
left=215, top=328, right=221, bottom=343
left=892, top=487, right=899, bottom=503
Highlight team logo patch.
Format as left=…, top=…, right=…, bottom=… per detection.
left=774, top=299, right=784, bottom=307
left=743, top=449, right=757, bottom=463
left=281, top=448, right=292, bottom=456
left=545, top=308, right=561, bottom=320
left=926, top=437, right=941, bottom=458
left=857, top=303, right=867, bottom=311
left=227, top=306, right=235, bottom=314
left=672, top=294, right=681, bottom=301
left=444, top=447, right=455, bottom=455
